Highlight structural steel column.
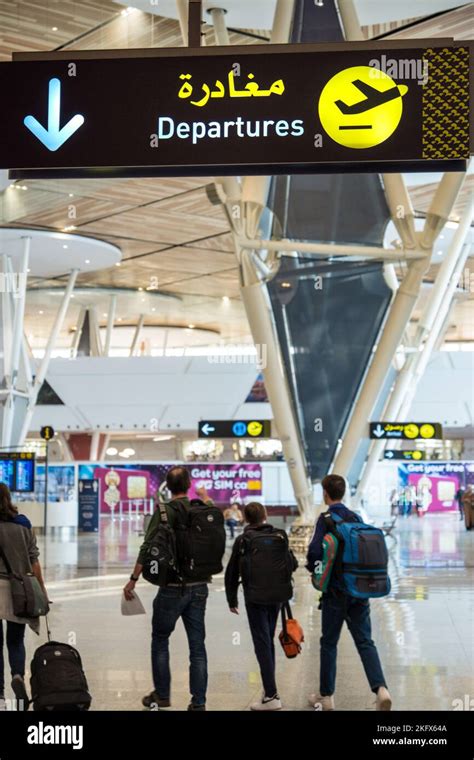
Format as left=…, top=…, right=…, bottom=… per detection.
left=104, top=294, right=117, bottom=356
left=337, top=0, right=365, bottom=40
left=239, top=250, right=314, bottom=520
left=209, top=7, right=229, bottom=45
left=356, top=202, right=473, bottom=502
left=18, top=268, right=78, bottom=444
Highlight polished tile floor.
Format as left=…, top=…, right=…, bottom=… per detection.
left=6, top=511, right=473, bottom=711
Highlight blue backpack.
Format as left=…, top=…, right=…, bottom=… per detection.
left=328, top=512, right=391, bottom=599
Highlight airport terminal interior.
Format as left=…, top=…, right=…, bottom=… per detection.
left=0, top=0, right=473, bottom=714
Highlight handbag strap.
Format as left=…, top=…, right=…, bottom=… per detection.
left=280, top=601, right=293, bottom=634
left=0, top=542, right=12, bottom=575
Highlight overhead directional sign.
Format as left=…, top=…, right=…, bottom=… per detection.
left=384, top=450, right=425, bottom=461
left=0, top=42, right=470, bottom=178
left=370, top=422, right=443, bottom=440
left=198, top=420, right=271, bottom=439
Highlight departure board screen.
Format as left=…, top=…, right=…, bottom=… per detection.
left=0, top=460, right=15, bottom=490
left=0, top=453, right=35, bottom=492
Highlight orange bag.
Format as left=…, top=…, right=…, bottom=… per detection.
left=278, top=602, right=304, bottom=658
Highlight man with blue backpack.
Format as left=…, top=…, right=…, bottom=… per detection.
left=306, top=474, right=392, bottom=712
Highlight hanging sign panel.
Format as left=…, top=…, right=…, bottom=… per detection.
left=0, top=42, right=471, bottom=178
left=370, top=422, right=443, bottom=440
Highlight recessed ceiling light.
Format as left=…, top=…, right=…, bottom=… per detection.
left=151, top=308, right=156, bottom=312
left=63, top=244, right=68, bottom=249
left=115, top=262, right=121, bottom=267
left=222, top=296, right=230, bottom=303
left=103, top=313, right=107, bottom=317
left=281, top=282, right=291, bottom=288
left=437, top=250, right=443, bottom=256
left=69, top=193, right=74, bottom=197
left=63, top=225, right=76, bottom=232
left=106, top=447, right=118, bottom=456
left=52, top=26, right=58, bottom=31
left=85, top=259, right=90, bottom=264
left=117, top=317, right=122, bottom=322
left=38, top=310, right=43, bottom=315
left=188, top=324, right=195, bottom=329
left=138, top=287, right=143, bottom=291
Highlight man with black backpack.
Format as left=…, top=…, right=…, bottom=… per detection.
left=306, top=474, right=392, bottom=712
left=225, top=502, right=298, bottom=711
left=124, top=466, right=226, bottom=711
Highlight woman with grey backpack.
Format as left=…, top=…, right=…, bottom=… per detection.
left=0, top=483, right=48, bottom=710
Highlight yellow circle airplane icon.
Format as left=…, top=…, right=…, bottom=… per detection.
left=247, top=421, right=263, bottom=437
left=404, top=423, right=419, bottom=439
left=412, top=451, right=423, bottom=460
left=318, top=65, right=408, bottom=149
left=420, top=424, right=435, bottom=439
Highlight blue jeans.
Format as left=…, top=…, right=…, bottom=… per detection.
left=245, top=602, right=280, bottom=698
left=320, top=591, right=387, bottom=696
left=0, top=620, right=26, bottom=695
left=226, top=519, right=238, bottom=539
left=152, top=584, right=208, bottom=705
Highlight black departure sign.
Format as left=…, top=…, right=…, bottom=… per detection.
left=199, top=420, right=271, bottom=439
left=384, top=450, right=425, bottom=461
left=370, top=422, right=443, bottom=440
left=0, top=42, right=470, bottom=178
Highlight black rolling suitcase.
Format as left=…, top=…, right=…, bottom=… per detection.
left=30, top=617, right=91, bottom=711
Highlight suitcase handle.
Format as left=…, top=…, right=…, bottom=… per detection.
left=45, top=614, right=52, bottom=643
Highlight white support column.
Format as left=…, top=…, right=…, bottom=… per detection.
left=421, top=170, right=467, bottom=249
left=104, top=294, right=117, bottom=357
left=239, top=249, right=314, bottom=520
left=90, top=431, right=101, bottom=462
left=382, top=175, right=417, bottom=249
left=99, top=433, right=110, bottom=462
left=130, top=314, right=145, bottom=357
left=332, top=248, right=432, bottom=477
left=10, top=237, right=30, bottom=384
left=18, top=268, right=78, bottom=444
left=399, top=242, right=473, bottom=420
left=270, top=0, right=296, bottom=43
left=355, top=188, right=472, bottom=501
left=209, top=7, right=229, bottom=45
left=416, top=199, right=473, bottom=341
left=337, top=0, right=365, bottom=40
left=238, top=237, right=420, bottom=260
left=176, top=0, right=189, bottom=45
left=71, top=307, right=86, bottom=357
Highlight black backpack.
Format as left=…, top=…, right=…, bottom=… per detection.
left=174, top=499, right=226, bottom=583
left=142, top=502, right=180, bottom=586
left=239, top=527, right=297, bottom=605
left=30, top=619, right=91, bottom=711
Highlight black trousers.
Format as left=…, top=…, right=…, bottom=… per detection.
left=245, top=602, right=280, bottom=698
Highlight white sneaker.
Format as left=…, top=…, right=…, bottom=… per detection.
left=376, top=686, right=392, bottom=711
left=308, top=693, right=335, bottom=711
left=250, top=695, right=282, bottom=711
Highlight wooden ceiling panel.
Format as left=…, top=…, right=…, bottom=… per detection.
left=186, top=231, right=235, bottom=253
left=25, top=176, right=208, bottom=204
left=0, top=0, right=119, bottom=61
left=80, top=203, right=229, bottom=245
left=126, top=246, right=235, bottom=275
left=11, top=195, right=134, bottom=229
left=409, top=176, right=473, bottom=217
left=160, top=268, right=240, bottom=298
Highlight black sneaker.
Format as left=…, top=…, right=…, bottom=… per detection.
left=187, top=703, right=206, bottom=711
left=142, top=691, right=171, bottom=709
left=11, top=676, right=29, bottom=711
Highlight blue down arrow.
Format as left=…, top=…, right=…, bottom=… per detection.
left=24, top=78, right=84, bottom=151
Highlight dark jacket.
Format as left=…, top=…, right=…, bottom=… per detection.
left=225, top=523, right=297, bottom=608
left=306, top=503, right=360, bottom=591
left=0, top=515, right=39, bottom=576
